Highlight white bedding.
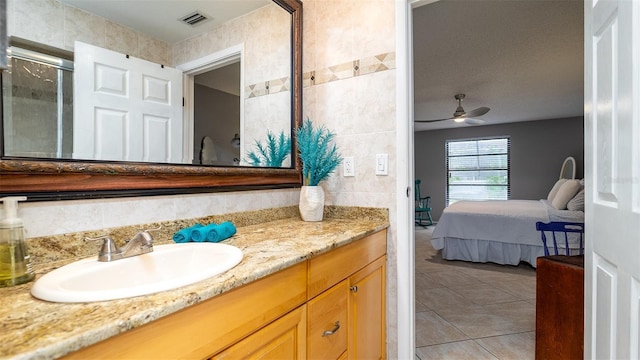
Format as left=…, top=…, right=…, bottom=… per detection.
left=430, top=199, right=584, bottom=267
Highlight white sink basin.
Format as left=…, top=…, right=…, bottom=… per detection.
left=31, top=243, right=243, bottom=303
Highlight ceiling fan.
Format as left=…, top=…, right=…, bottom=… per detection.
left=415, top=94, right=490, bottom=125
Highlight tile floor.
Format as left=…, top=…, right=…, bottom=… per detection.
left=414, top=226, right=537, bottom=360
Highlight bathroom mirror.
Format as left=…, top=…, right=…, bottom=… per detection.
left=0, top=0, right=302, bottom=199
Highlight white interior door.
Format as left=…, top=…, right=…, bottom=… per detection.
left=584, top=0, right=640, bottom=358
left=73, top=41, right=183, bottom=163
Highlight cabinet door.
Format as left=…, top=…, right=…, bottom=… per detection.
left=308, top=280, right=348, bottom=359
left=348, top=256, right=386, bottom=360
left=212, top=305, right=307, bottom=360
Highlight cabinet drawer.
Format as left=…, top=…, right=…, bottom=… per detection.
left=308, top=230, right=386, bottom=299
left=307, top=280, right=348, bottom=360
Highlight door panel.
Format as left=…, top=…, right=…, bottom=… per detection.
left=94, top=108, right=129, bottom=161
left=585, top=0, right=640, bottom=358
left=143, top=75, right=171, bottom=104
left=593, top=255, right=616, bottom=359
left=94, top=63, right=128, bottom=96
left=143, top=114, right=170, bottom=163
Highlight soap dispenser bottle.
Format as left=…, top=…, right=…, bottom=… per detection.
left=0, top=196, right=34, bottom=287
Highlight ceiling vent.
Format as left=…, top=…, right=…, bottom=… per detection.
left=179, top=11, right=211, bottom=26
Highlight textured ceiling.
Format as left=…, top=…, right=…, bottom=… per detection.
left=413, top=0, right=584, bottom=132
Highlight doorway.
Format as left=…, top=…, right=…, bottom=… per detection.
left=177, top=45, right=245, bottom=165
left=193, top=62, right=241, bottom=166
left=410, top=0, right=584, bottom=358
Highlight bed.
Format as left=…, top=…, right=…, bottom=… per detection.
left=430, top=157, right=585, bottom=267
left=430, top=199, right=584, bottom=267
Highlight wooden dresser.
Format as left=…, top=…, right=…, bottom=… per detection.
left=535, top=255, right=584, bottom=360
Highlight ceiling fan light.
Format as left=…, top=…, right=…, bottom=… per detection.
left=454, top=117, right=466, bottom=123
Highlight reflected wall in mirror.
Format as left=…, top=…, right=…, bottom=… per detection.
left=3, top=0, right=292, bottom=168
left=194, top=61, right=241, bottom=166
left=0, top=0, right=302, bottom=197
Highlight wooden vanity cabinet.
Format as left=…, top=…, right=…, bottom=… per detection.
left=308, top=230, right=387, bottom=360
left=63, top=230, right=386, bottom=360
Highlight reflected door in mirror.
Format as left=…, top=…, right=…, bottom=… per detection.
left=73, top=41, right=183, bottom=163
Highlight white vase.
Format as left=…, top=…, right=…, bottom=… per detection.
left=299, top=186, right=325, bottom=221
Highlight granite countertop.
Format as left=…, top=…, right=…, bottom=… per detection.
left=0, top=210, right=388, bottom=360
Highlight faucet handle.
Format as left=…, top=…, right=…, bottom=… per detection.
left=85, top=235, right=118, bottom=260
left=137, top=226, right=162, bottom=244
left=143, top=226, right=162, bottom=234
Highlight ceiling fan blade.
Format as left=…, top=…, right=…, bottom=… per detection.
left=462, top=106, right=490, bottom=118
left=464, top=118, right=486, bottom=125
left=414, top=117, right=453, bottom=123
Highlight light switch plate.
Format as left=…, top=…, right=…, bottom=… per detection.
left=376, top=154, right=388, bottom=175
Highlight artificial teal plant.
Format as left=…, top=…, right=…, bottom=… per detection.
left=296, top=118, right=342, bottom=186
left=245, top=130, right=291, bottom=167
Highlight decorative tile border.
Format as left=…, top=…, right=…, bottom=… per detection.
left=245, top=51, right=396, bottom=97
left=246, top=76, right=290, bottom=99
left=303, top=51, right=396, bottom=88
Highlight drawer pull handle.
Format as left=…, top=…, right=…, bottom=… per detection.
left=322, top=321, right=341, bottom=337
left=350, top=285, right=358, bottom=293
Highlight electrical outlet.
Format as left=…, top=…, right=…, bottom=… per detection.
left=343, top=156, right=355, bottom=177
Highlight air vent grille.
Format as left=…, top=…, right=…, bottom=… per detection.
left=179, top=11, right=210, bottom=26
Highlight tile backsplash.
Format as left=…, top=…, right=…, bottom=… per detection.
left=26, top=204, right=388, bottom=266
left=13, top=189, right=300, bottom=239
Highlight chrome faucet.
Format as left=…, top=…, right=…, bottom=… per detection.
left=86, top=228, right=158, bottom=262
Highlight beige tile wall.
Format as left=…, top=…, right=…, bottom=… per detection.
left=302, top=0, right=398, bottom=355
left=7, top=0, right=171, bottom=65
left=172, top=2, right=291, bottom=161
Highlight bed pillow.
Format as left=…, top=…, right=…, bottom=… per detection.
left=567, top=189, right=585, bottom=211
left=551, top=180, right=581, bottom=210
left=547, top=179, right=568, bottom=202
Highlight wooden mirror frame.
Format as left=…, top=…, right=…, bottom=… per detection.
left=0, top=0, right=302, bottom=200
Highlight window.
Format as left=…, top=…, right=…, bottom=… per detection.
left=446, top=137, right=510, bottom=205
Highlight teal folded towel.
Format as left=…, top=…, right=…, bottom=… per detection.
left=207, top=221, right=237, bottom=242
left=191, top=221, right=237, bottom=243
left=173, top=223, right=203, bottom=243
left=191, top=223, right=214, bottom=242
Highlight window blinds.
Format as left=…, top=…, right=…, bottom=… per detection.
left=446, top=137, right=511, bottom=206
